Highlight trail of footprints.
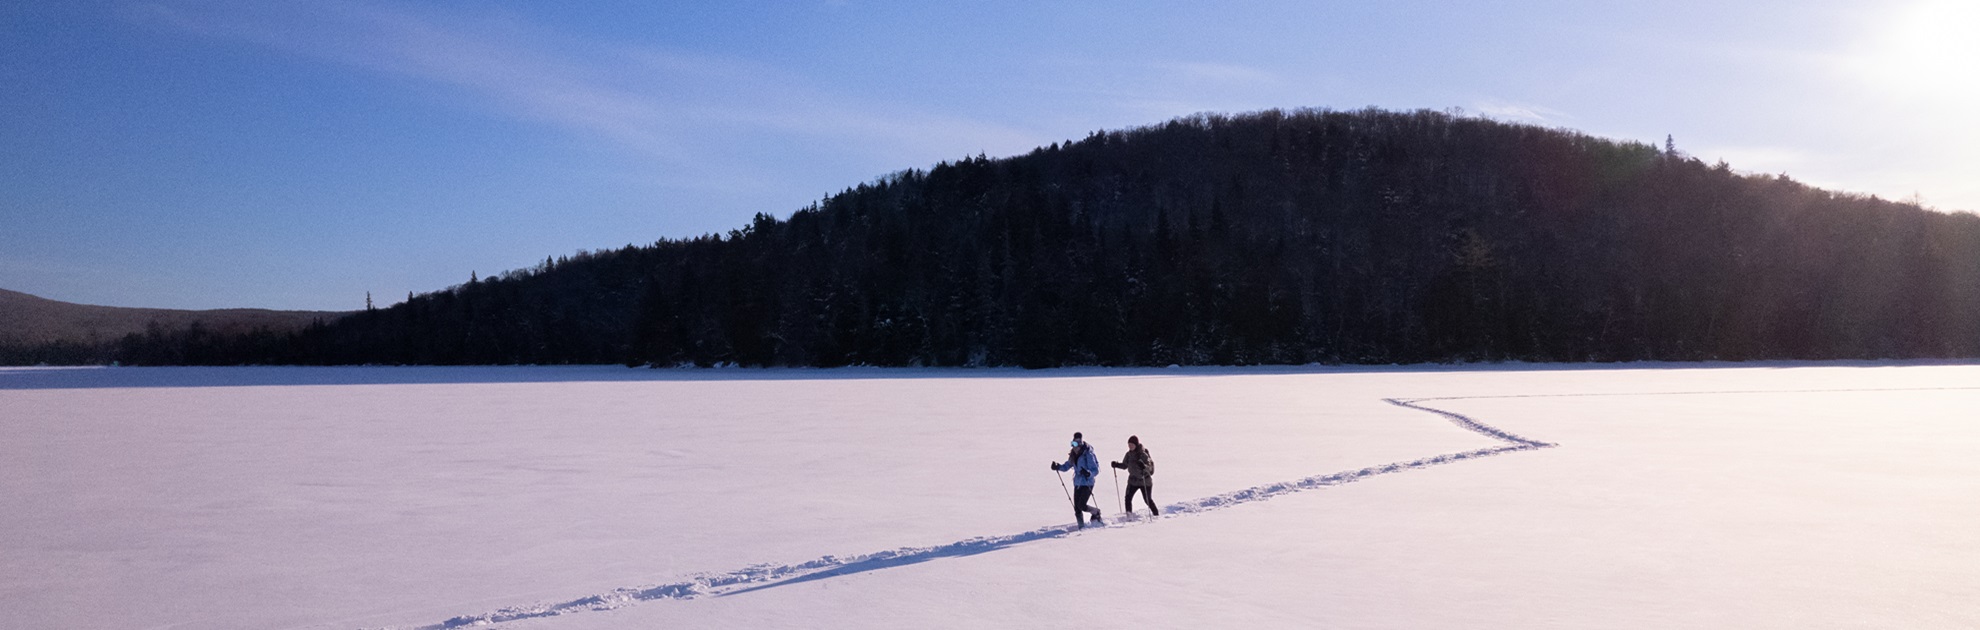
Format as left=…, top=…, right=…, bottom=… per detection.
left=389, top=397, right=1554, bottom=630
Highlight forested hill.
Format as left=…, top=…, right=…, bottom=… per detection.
left=0, top=289, right=342, bottom=365
left=116, top=108, right=1980, bottom=367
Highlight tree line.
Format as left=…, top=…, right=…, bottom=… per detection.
left=16, top=107, right=1980, bottom=367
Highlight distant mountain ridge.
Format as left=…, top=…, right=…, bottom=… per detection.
left=0, top=288, right=343, bottom=347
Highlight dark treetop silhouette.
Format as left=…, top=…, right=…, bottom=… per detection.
left=28, top=107, right=1980, bottom=367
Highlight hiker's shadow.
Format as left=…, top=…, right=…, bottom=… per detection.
left=720, top=525, right=1075, bottom=596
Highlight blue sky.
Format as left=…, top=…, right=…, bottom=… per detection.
left=4, top=1, right=1975, bottom=310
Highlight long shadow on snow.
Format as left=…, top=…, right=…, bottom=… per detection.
left=719, top=525, right=1074, bottom=596
left=412, top=525, right=1080, bottom=629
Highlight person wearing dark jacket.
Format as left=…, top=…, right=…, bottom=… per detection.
left=1052, top=432, right=1105, bottom=527
left=1110, top=435, right=1157, bottom=516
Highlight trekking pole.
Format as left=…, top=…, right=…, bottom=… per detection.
left=1054, top=468, right=1074, bottom=508
left=1112, top=466, right=1124, bottom=514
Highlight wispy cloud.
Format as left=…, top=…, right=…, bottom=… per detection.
left=1159, top=61, right=1279, bottom=86
left=126, top=1, right=1039, bottom=168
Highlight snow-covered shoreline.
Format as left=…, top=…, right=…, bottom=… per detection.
left=8, top=357, right=1980, bottom=390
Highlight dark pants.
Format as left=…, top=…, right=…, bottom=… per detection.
left=1125, top=483, right=1157, bottom=515
left=1072, top=485, right=1103, bottom=524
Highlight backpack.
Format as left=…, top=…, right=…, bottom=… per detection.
left=1140, top=447, right=1155, bottom=477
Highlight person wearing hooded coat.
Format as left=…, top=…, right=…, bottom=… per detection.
left=1052, top=432, right=1105, bottom=527
left=1110, top=435, right=1157, bottom=516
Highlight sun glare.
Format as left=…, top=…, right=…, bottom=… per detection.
left=1854, top=0, right=1980, bottom=100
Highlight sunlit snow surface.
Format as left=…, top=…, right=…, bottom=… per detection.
left=4, top=363, right=1977, bottom=629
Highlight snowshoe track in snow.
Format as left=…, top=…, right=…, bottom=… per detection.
left=380, top=395, right=1549, bottom=630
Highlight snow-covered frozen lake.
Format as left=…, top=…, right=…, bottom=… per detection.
left=4, top=363, right=1977, bottom=629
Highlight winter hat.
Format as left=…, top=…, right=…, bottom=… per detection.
left=1073, top=432, right=1083, bottom=441
left=1128, top=435, right=1140, bottom=445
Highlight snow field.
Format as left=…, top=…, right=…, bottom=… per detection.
left=3, top=363, right=1978, bottom=629
left=510, top=366, right=1980, bottom=630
